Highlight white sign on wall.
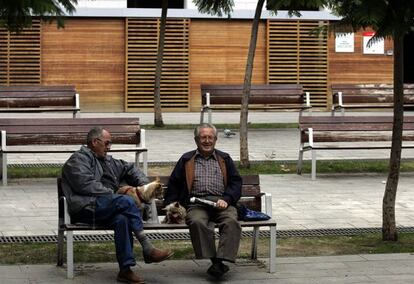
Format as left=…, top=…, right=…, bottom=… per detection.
left=363, top=31, right=384, bottom=54
left=335, top=32, right=354, bottom=52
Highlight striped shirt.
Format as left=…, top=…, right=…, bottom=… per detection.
left=191, top=150, right=225, bottom=197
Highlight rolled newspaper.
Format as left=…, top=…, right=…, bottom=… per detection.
left=189, top=197, right=217, bottom=207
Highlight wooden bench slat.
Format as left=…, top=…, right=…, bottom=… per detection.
left=331, top=84, right=414, bottom=112
left=0, top=118, right=139, bottom=126
left=300, top=115, right=414, bottom=124
left=1, top=126, right=140, bottom=134
left=301, top=124, right=414, bottom=131
left=0, top=107, right=81, bottom=112
left=64, top=219, right=277, bottom=231
left=0, top=92, right=76, bottom=97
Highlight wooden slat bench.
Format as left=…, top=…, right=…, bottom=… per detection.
left=297, top=115, right=414, bottom=180
left=200, top=84, right=311, bottom=123
left=57, top=175, right=277, bottom=279
left=331, top=84, right=414, bottom=114
left=0, top=118, right=147, bottom=186
left=0, top=85, right=80, bottom=117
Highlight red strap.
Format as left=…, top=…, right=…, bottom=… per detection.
left=135, top=187, right=145, bottom=203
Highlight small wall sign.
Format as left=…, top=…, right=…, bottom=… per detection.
left=363, top=31, right=384, bottom=54
left=335, top=32, right=354, bottom=52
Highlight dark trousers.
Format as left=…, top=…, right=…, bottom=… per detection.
left=74, top=194, right=143, bottom=270
left=185, top=204, right=241, bottom=262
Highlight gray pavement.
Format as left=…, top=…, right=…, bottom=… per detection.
left=2, top=112, right=414, bottom=283
left=3, top=254, right=414, bottom=284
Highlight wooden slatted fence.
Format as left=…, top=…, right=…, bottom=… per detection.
left=0, top=19, right=41, bottom=86
left=267, top=20, right=328, bottom=108
left=126, top=18, right=189, bottom=111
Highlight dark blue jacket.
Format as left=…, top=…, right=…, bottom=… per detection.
left=164, top=149, right=242, bottom=208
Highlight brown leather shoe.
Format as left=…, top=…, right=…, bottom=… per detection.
left=143, top=248, right=174, bottom=264
left=117, top=268, right=145, bottom=284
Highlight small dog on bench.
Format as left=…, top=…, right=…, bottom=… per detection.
left=116, top=178, right=164, bottom=210
left=162, top=201, right=187, bottom=224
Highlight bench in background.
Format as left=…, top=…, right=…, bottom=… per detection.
left=57, top=175, right=276, bottom=278
left=200, top=84, right=311, bottom=123
left=297, top=115, right=414, bottom=180
left=0, top=85, right=80, bottom=117
left=0, top=118, right=147, bottom=186
left=331, top=84, right=414, bottom=114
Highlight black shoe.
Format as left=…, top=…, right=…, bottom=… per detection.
left=220, top=263, right=229, bottom=274
left=207, top=262, right=229, bottom=279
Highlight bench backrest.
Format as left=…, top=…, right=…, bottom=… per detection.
left=201, top=84, right=306, bottom=105
left=58, top=175, right=262, bottom=221
left=0, top=85, right=78, bottom=108
left=0, top=118, right=141, bottom=145
left=150, top=175, right=262, bottom=216
left=299, top=115, right=414, bottom=142
left=299, top=115, right=414, bottom=131
left=331, top=84, right=414, bottom=105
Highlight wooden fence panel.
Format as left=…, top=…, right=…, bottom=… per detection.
left=267, top=20, right=328, bottom=108
left=126, top=18, right=189, bottom=111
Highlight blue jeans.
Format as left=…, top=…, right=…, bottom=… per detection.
left=74, top=194, right=143, bottom=270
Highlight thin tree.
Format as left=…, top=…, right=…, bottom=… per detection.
left=240, top=0, right=326, bottom=167
left=0, top=0, right=77, bottom=33
left=327, top=0, right=414, bottom=241
left=163, top=0, right=234, bottom=125
left=239, top=0, right=265, bottom=168
left=153, top=0, right=168, bottom=127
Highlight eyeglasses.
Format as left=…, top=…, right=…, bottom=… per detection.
left=96, top=138, right=112, bottom=146
left=198, top=135, right=216, bottom=142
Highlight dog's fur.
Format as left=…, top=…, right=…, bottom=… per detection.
left=162, top=202, right=187, bottom=224
left=116, top=177, right=164, bottom=210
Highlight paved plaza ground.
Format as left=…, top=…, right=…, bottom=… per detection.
left=1, top=112, right=414, bottom=283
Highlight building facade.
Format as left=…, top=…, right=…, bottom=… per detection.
left=0, top=1, right=394, bottom=112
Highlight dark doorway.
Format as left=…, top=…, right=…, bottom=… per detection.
left=404, top=32, right=414, bottom=83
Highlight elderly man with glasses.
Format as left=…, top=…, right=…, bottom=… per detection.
left=61, top=127, right=172, bottom=284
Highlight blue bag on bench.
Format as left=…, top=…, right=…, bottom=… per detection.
left=237, top=204, right=271, bottom=221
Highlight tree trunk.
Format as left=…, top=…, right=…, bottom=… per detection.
left=153, top=0, right=168, bottom=127
left=239, top=0, right=265, bottom=168
left=382, top=32, right=404, bottom=241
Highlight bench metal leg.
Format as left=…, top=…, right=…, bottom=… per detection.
left=1, top=152, right=7, bottom=186
left=200, top=109, right=205, bottom=124
left=136, top=151, right=148, bottom=175
left=297, top=147, right=304, bottom=175
left=311, top=149, right=316, bottom=180
left=250, top=227, right=259, bottom=260
left=269, top=225, right=277, bottom=273
left=57, top=228, right=64, bottom=266
left=200, top=108, right=212, bottom=124
left=67, top=231, right=74, bottom=279
left=263, top=193, right=273, bottom=218
left=149, top=199, right=159, bottom=223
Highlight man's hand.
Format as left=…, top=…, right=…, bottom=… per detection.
left=216, top=199, right=228, bottom=209
left=118, top=185, right=136, bottom=192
